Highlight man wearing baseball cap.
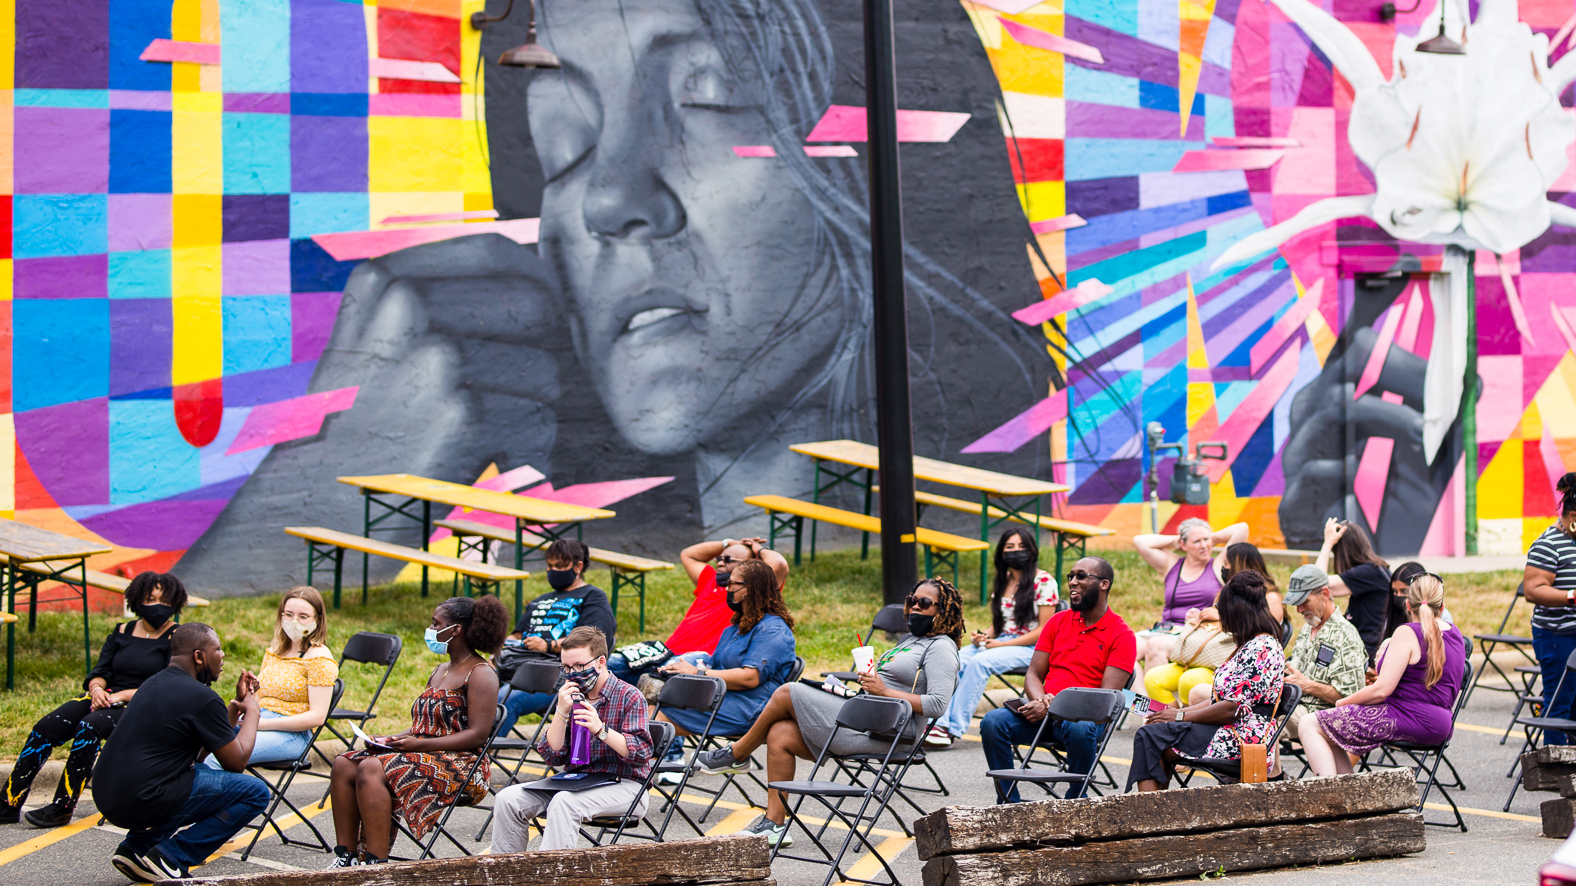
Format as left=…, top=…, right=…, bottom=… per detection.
left=1281, top=565, right=1368, bottom=741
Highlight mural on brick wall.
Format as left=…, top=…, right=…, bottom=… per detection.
left=5, top=0, right=1575, bottom=593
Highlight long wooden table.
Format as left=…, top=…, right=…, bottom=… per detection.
left=338, top=474, right=615, bottom=619
left=0, top=519, right=113, bottom=690
left=789, top=440, right=1069, bottom=598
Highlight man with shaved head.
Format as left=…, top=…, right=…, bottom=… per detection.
left=93, top=622, right=270, bottom=881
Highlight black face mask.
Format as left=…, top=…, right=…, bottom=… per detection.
left=1002, top=550, right=1035, bottom=570
left=715, top=571, right=732, bottom=592
left=907, top=613, right=935, bottom=636
left=137, top=603, right=175, bottom=629
left=546, top=569, right=577, bottom=592
left=193, top=652, right=218, bottom=686
left=726, top=591, right=745, bottom=614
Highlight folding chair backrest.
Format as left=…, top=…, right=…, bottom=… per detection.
left=337, top=631, right=402, bottom=717
left=647, top=720, right=676, bottom=764
left=1451, top=660, right=1473, bottom=719
left=656, top=674, right=725, bottom=712
left=1498, top=583, right=1526, bottom=632
left=1266, top=683, right=1303, bottom=749
left=788, top=656, right=806, bottom=684
left=835, top=694, right=911, bottom=738
left=1280, top=619, right=1295, bottom=648
left=871, top=604, right=908, bottom=638
left=1046, top=687, right=1122, bottom=725
left=511, top=659, right=563, bottom=694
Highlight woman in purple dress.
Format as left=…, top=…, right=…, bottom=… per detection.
left=1299, top=574, right=1464, bottom=775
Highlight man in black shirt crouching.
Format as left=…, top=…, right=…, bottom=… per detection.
left=93, top=623, right=270, bottom=881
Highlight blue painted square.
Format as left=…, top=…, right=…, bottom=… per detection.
left=14, top=194, right=108, bottom=258
left=108, top=250, right=171, bottom=299
left=108, top=399, right=201, bottom=505
left=291, top=237, right=357, bottom=293
left=291, top=93, right=367, bottom=116
left=221, top=0, right=290, bottom=93
left=109, top=0, right=171, bottom=91
left=14, top=298, right=111, bottom=411
left=110, top=109, right=172, bottom=193
left=223, top=295, right=293, bottom=375
left=289, top=192, right=366, bottom=238
left=1207, top=191, right=1252, bottom=215
left=223, top=113, right=291, bottom=193
left=1065, top=66, right=1139, bottom=108
left=1065, top=0, right=1138, bottom=35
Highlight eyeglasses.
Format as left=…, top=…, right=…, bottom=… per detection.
left=560, top=659, right=602, bottom=674
left=1065, top=570, right=1108, bottom=583
left=727, top=580, right=748, bottom=588
left=904, top=595, right=936, bottom=610
left=715, top=555, right=742, bottom=566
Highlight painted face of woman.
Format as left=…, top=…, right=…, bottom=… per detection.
left=529, top=0, right=839, bottom=455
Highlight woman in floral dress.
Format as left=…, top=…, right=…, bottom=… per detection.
left=1127, top=570, right=1286, bottom=791
left=327, top=596, right=508, bottom=866
left=1300, top=574, right=1463, bottom=775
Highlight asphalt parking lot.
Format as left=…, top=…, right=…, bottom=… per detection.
left=0, top=665, right=1565, bottom=886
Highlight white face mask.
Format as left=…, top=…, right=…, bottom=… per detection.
left=281, top=619, right=316, bottom=643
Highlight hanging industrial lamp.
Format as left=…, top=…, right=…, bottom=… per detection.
left=470, top=0, right=561, bottom=69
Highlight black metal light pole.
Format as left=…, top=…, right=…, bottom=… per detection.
left=863, top=0, right=918, bottom=605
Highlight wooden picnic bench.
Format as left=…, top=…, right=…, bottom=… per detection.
left=284, top=527, right=531, bottom=609
left=435, top=518, right=675, bottom=631
left=0, top=518, right=114, bottom=689
left=17, top=562, right=212, bottom=610
left=907, top=489, right=1113, bottom=577
left=743, top=494, right=989, bottom=585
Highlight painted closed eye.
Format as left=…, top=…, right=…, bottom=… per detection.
left=675, top=65, right=755, bottom=111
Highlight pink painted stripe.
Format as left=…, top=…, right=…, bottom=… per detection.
left=961, top=389, right=1068, bottom=454
left=313, top=219, right=540, bottom=261
left=1353, top=436, right=1395, bottom=528
left=227, top=388, right=359, bottom=455
left=1173, top=149, right=1285, bottom=172
left=1205, top=340, right=1302, bottom=483
left=1248, top=280, right=1319, bottom=374
left=1551, top=301, right=1576, bottom=357
left=804, top=145, right=858, bottom=157
left=140, top=39, right=220, bottom=65
left=968, top=0, right=1046, bottom=12
left=806, top=105, right=971, bottom=143
left=1000, top=19, right=1105, bottom=64
left=1029, top=214, right=1088, bottom=235
left=381, top=210, right=500, bottom=225
left=1211, top=136, right=1300, bottom=147
left=369, top=93, right=462, bottom=118
left=1498, top=258, right=1536, bottom=344
left=1012, top=278, right=1114, bottom=326
left=1395, top=284, right=1425, bottom=352
left=733, top=145, right=777, bottom=157
left=1353, top=301, right=1404, bottom=401
left=370, top=57, right=461, bottom=83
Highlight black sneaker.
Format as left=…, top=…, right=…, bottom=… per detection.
left=142, top=846, right=189, bottom=880
left=693, top=746, right=750, bottom=775
left=0, top=802, right=19, bottom=825
left=111, top=845, right=159, bottom=883
left=327, top=846, right=360, bottom=869
left=24, top=800, right=74, bottom=828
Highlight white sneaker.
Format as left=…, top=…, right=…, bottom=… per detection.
left=741, top=815, right=793, bottom=848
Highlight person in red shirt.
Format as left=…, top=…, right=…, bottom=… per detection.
left=978, top=556, right=1135, bottom=801
left=607, top=537, right=787, bottom=684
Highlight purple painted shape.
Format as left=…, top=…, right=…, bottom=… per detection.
left=961, top=391, right=1069, bottom=453
left=109, top=90, right=172, bottom=111
left=1250, top=449, right=1286, bottom=497
left=109, top=194, right=172, bottom=251
left=223, top=195, right=290, bottom=243
left=80, top=498, right=229, bottom=550
left=223, top=360, right=316, bottom=407
left=292, top=291, right=341, bottom=361
left=1474, top=272, right=1523, bottom=356
left=14, top=107, right=110, bottom=194
left=1138, top=205, right=1256, bottom=249
left=1270, top=22, right=1312, bottom=109
left=110, top=299, right=172, bottom=396
left=16, top=0, right=108, bottom=89
left=15, top=255, right=108, bottom=300
left=222, top=239, right=291, bottom=295
left=1067, top=102, right=1204, bottom=140
left=15, top=397, right=110, bottom=506
left=224, top=93, right=291, bottom=114
left=1069, top=237, right=1138, bottom=271
left=1068, top=457, right=1142, bottom=505
left=1197, top=62, right=1231, bottom=98
left=291, top=0, right=366, bottom=93
left=1064, top=17, right=1178, bottom=83
left=291, top=115, right=367, bottom=192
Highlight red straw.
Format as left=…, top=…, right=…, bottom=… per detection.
left=855, top=630, right=865, bottom=648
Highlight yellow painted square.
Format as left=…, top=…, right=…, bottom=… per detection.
left=464, top=192, right=494, bottom=213
left=171, top=114, right=222, bottom=194
left=0, top=259, right=12, bottom=301
left=171, top=292, right=222, bottom=385
left=1015, top=180, right=1065, bottom=223
left=1528, top=517, right=1557, bottom=551
left=369, top=192, right=464, bottom=228
left=173, top=0, right=201, bottom=41
left=173, top=92, right=223, bottom=113
left=987, top=33, right=1065, bottom=95
left=369, top=116, right=467, bottom=192
left=1477, top=439, right=1523, bottom=520
left=0, top=0, right=13, bottom=91
left=173, top=195, right=222, bottom=247
left=173, top=62, right=201, bottom=93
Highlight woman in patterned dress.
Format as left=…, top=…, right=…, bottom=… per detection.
left=1127, top=570, right=1286, bottom=791
left=1299, top=574, right=1464, bottom=775
left=327, top=596, right=507, bottom=866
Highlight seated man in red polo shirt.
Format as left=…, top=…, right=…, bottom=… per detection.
left=978, top=556, right=1135, bottom=801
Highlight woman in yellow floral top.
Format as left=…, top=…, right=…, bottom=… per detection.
left=204, top=586, right=338, bottom=767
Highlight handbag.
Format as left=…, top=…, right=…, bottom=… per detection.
left=1170, top=623, right=1237, bottom=670
left=1213, top=642, right=1282, bottom=785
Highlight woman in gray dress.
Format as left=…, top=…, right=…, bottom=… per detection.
left=692, top=579, right=963, bottom=847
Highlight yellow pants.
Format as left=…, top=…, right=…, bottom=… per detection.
left=1144, top=663, right=1214, bottom=706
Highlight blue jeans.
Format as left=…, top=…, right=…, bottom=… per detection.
left=979, top=705, right=1104, bottom=802
left=202, top=710, right=311, bottom=768
left=939, top=643, right=1034, bottom=738
left=120, top=766, right=270, bottom=870
left=1536, top=626, right=1576, bottom=745
left=497, top=685, right=556, bottom=737
left=607, top=649, right=708, bottom=684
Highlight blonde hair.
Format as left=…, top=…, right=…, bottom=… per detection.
left=1407, top=574, right=1446, bottom=689
left=270, top=586, right=328, bottom=657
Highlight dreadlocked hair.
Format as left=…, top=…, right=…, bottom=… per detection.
left=731, top=559, right=796, bottom=633
left=916, top=578, right=966, bottom=645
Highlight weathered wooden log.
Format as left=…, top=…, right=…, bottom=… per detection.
left=920, top=812, right=1424, bottom=886
left=914, top=769, right=1417, bottom=860
left=180, top=834, right=770, bottom=886
left=1545, top=798, right=1576, bottom=839
left=1533, top=746, right=1576, bottom=766
left=1521, top=753, right=1576, bottom=792
left=1557, top=774, right=1576, bottom=799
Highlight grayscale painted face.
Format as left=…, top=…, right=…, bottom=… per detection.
left=529, top=0, right=838, bottom=455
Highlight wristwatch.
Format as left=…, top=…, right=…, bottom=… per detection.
left=697, top=666, right=708, bottom=677
left=1175, top=710, right=1185, bottom=722
left=596, top=725, right=611, bottom=742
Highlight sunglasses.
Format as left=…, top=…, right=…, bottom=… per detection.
left=715, top=555, right=743, bottom=566
left=904, top=595, right=936, bottom=611
left=1065, top=570, right=1108, bottom=583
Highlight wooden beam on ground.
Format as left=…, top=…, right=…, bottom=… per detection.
left=1543, top=798, right=1576, bottom=838
left=1521, top=753, right=1576, bottom=792
left=914, top=769, right=1417, bottom=859
left=180, top=834, right=770, bottom=886
left=919, top=812, right=1425, bottom=886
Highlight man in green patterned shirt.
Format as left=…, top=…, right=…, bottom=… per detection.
left=1282, top=565, right=1368, bottom=741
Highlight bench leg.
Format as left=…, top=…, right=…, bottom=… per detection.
left=637, top=574, right=646, bottom=633
left=793, top=516, right=804, bottom=566
left=861, top=468, right=873, bottom=560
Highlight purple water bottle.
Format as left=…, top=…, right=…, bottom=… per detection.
left=569, top=693, right=592, bottom=765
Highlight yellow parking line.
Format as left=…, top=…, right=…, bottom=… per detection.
left=835, top=835, right=912, bottom=885
left=1425, top=802, right=1538, bottom=823
left=199, top=799, right=333, bottom=866
left=705, top=807, right=762, bottom=836
left=0, top=812, right=103, bottom=867
left=1454, top=722, right=1510, bottom=736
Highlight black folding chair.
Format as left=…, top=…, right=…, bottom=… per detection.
left=1503, top=663, right=1545, bottom=744
left=770, top=695, right=917, bottom=886
left=1010, top=670, right=1135, bottom=793
left=1378, top=660, right=1473, bottom=831
left=236, top=679, right=345, bottom=860
left=1174, top=683, right=1303, bottom=787
left=579, top=720, right=678, bottom=845
left=314, top=632, right=401, bottom=805
left=472, top=660, right=564, bottom=840
left=1507, top=648, right=1576, bottom=811
left=1468, top=583, right=1537, bottom=708
left=821, top=606, right=908, bottom=680
left=700, top=657, right=809, bottom=820
left=829, top=716, right=945, bottom=836
left=987, top=687, right=1124, bottom=803
left=389, top=703, right=508, bottom=861
left=646, top=674, right=729, bottom=838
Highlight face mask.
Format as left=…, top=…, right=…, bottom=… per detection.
left=907, top=613, right=935, bottom=636
left=193, top=652, right=218, bottom=686
left=726, top=591, right=745, bottom=614
left=1002, top=550, right=1035, bottom=570
left=715, top=571, right=732, bottom=592
left=138, top=603, right=175, bottom=629
left=282, top=619, right=316, bottom=643
left=425, top=624, right=458, bottom=655
left=563, top=661, right=602, bottom=691
left=546, top=568, right=577, bottom=592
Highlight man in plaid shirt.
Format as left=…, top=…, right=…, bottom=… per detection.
left=490, top=626, right=654, bottom=852
left=1281, top=565, right=1369, bottom=740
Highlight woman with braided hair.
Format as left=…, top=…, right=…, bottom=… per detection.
left=691, top=578, right=961, bottom=847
